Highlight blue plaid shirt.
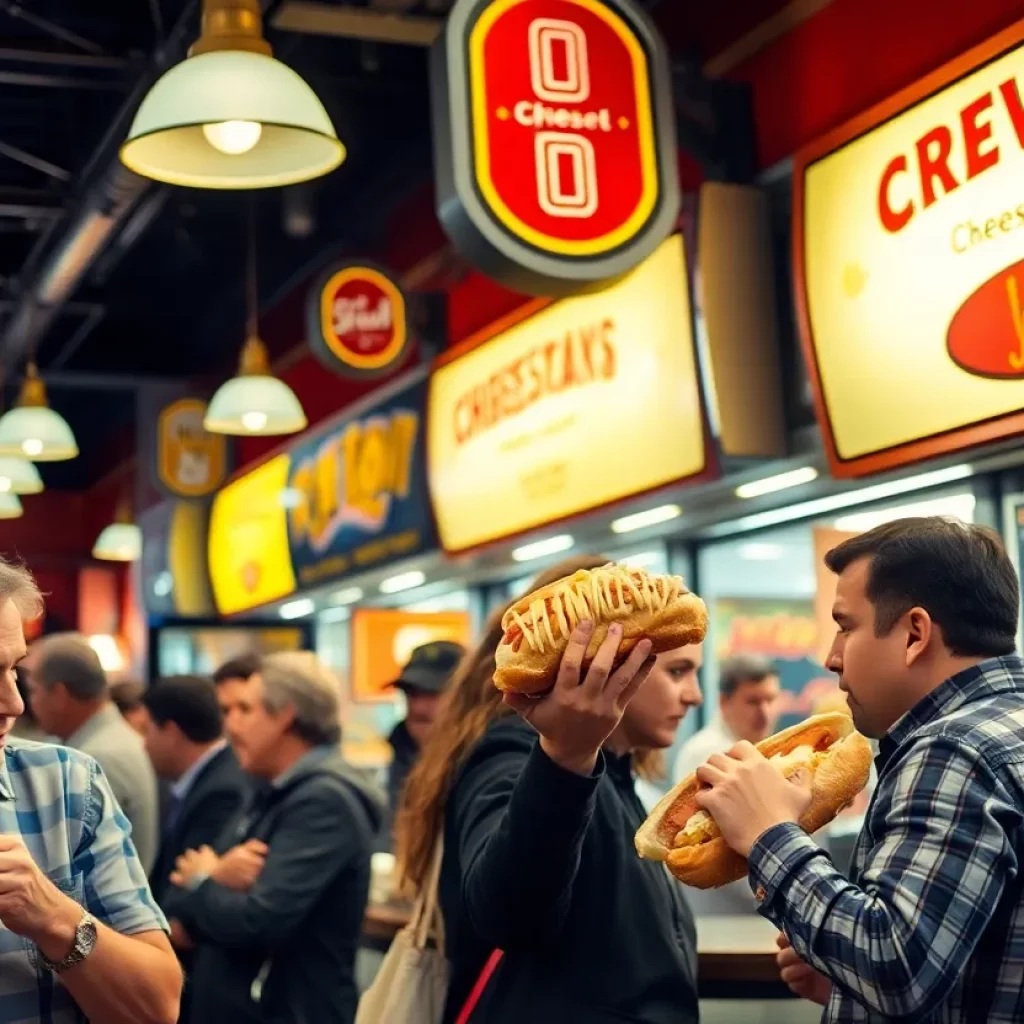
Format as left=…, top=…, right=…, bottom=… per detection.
left=749, top=654, right=1024, bottom=1023
left=0, top=737, right=167, bottom=1023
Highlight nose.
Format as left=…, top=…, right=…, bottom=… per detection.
left=682, top=679, right=703, bottom=708
left=0, top=676, right=24, bottom=719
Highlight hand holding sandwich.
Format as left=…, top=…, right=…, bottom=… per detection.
left=694, top=742, right=814, bottom=856
left=504, top=620, right=655, bottom=777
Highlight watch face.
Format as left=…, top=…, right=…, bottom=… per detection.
left=76, top=915, right=97, bottom=958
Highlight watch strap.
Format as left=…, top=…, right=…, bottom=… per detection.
left=37, top=910, right=97, bottom=974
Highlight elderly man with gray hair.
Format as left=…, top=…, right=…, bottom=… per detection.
left=170, top=651, right=383, bottom=1024
left=25, top=632, right=160, bottom=873
left=0, top=555, right=181, bottom=1023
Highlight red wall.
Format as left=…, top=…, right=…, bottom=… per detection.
left=729, top=0, right=1023, bottom=166
left=2, top=491, right=88, bottom=629
left=3, top=468, right=128, bottom=634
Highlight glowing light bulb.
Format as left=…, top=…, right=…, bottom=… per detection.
left=202, top=120, right=263, bottom=155
left=21, top=439, right=43, bottom=457
left=241, top=410, right=268, bottom=432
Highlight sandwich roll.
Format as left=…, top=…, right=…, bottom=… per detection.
left=493, top=564, right=708, bottom=696
left=634, top=712, right=872, bottom=889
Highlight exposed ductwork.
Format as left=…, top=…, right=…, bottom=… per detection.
left=270, top=1, right=445, bottom=47
left=0, top=0, right=202, bottom=367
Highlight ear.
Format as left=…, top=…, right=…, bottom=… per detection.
left=904, top=607, right=933, bottom=667
left=275, top=703, right=297, bottom=732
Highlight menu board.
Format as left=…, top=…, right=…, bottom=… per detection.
left=795, top=20, right=1024, bottom=477
left=208, top=455, right=296, bottom=616
left=286, top=379, right=435, bottom=588
left=427, top=234, right=708, bottom=552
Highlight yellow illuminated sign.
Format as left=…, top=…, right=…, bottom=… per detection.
left=208, top=455, right=296, bottom=615
left=427, top=234, right=705, bottom=552
left=797, top=21, right=1024, bottom=476
left=157, top=398, right=227, bottom=498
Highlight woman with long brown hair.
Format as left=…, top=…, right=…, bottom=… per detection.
left=395, top=555, right=704, bottom=1024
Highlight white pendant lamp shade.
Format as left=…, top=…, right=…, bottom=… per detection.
left=0, top=456, right=43, bottom=494
left=204, top=337, right=307, bottom=436
left=0, top=493, right=22, bottom=519
left=0, top=366, right=78, bottom=462
left=92, top=522, right=143, bottom=562
left=120, top=0, right=345, bottom=190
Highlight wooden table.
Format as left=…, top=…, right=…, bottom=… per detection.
left=363, top=907, right=787, bottom=998
left=694, top=915, right=788, bottom=999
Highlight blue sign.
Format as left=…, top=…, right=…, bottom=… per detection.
left=286, top=379, right=435, bottom=588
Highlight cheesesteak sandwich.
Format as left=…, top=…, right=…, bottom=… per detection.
left=634, top=712, right=872, bottom=889
left=493, top=563, right=708, bottom=695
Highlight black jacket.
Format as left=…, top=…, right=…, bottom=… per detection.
left=378, top=720, right=419, bottom=851
left=440, top=717, right=698, bottom=1024
left=151, top=744, right=248, bottom=911
left=387, top=720, right=418, bottom=815
left=179, top=748, right=383, bottom=1024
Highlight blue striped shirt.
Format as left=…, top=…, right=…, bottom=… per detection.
left=749, top=654, right=1024, bottom=1022
left=0, top=738, right=167, bottom=1023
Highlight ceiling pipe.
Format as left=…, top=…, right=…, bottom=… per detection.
left=0, top=0, right=203, bottom=367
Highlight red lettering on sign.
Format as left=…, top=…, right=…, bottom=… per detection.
left=916, top=126, right=959, bottom=208
left=452, top=317, right=617, bottom=445
left=1001, top=78, right=1024, bottom=146
left=877, top=156, right=913, bottom=233
left=960, top=93, right=999, bottom=180
left=877, top=75, right=1024, bottom=233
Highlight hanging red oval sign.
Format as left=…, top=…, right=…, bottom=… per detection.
left=307, top=263, right=410, bottom=378
left=432, top=0, right=679, bottom=296
left=947, top=259, right=1024, bottom=379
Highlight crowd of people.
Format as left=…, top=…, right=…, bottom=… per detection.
left=0, top=514, right=1022, bottom=1023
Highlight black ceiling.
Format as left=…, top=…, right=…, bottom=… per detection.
left=0, top=0, right=780, bottom=491
left=0, top=0, right=440, bottom=489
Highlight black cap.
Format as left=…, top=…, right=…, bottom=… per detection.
left=392, top=640, right=465, bottom=695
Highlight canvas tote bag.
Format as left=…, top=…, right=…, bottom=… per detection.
left=355, top=837, right=451, bottom=1024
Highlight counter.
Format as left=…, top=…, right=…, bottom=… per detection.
left=362, top=906, right=788, bottom=999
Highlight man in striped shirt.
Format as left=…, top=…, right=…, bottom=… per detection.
left=0, top=556, right=181, bottom=1023
left=694, top=517, right=1024, bottom=1022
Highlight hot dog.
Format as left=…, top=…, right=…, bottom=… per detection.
left=493, top=563, right=708, bottom=696
left=634, top=712, right=872, bottom=889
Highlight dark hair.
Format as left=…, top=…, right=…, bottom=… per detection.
left=143, top=675, right=223, bottom=743
left=824, top=516, right=1019, bottom=658
left=719, top=653, right=777, bottom=698
left=212, top=653, right=262, bottom=685
left=109, top=679, right=145, bottom=714
left=33, top=633, right=106, bottom=699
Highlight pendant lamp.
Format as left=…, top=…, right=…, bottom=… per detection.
left=0, top=493, right=22, bottom=519
left=204, top=212, right=307, bottom=437
left=0, top=364, right=78, bottom=461
left=120, top=0, right=345, bottom=190
left=92, top=501, right=143, bottom=562
left=0, top=456, right=43, bottom=495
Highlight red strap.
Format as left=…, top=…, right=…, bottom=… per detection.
left=454, top=949, right=503, bottom=1024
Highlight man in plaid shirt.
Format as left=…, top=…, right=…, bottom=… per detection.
left=695, top=517, right=1024, bottom=1023
left=0, top=556, right=181, bottom=1023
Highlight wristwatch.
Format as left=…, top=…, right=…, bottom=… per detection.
left=37, top=910, right=98, bottom=974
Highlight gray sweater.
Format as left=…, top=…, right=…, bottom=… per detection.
left=66, top=703, right=160, bottom=872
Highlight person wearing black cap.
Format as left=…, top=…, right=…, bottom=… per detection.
left=386, top=641, right=464, bottom=830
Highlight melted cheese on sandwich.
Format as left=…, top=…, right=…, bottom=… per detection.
left=673, top=744, right=823, bottom=847
left=507, top=564, right=685, bottom=655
